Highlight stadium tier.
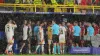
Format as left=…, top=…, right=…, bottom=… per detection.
left=0, top=0, right=100, bottom=14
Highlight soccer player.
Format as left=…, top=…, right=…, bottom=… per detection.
left=5, top=20, right=17, bottom=54
left=20, top=20, right=30, bottom=53
left=67, top=22, right=74, bottom=40
left=34, top=22, right=45, bottom=54
left=59, top=23, right=66, bottom=54
left=73, top=22, right=81, bottom=46
left=92, top=23, right=99, bottom=36
left=52, top=20, right=60, bottom=54
left=47, top=22, right=52, bottom=54
left=27, top=20, right=32, bottom=54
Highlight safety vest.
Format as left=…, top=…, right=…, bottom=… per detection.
left=34, top=0, right=42, bottom=4
left=15, top=0, right=20, bottom=3
left=51, top=0, right=58, bottom=5
left=67, top=0, right=74, bottom=6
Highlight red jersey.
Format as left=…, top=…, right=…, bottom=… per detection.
left=0, top=0, right=4, bottom=3
left=81, top=0, right=87, bottom=5
left=68, top=24, right=73, bottom=40
left=69, top=24, right=73, bottom=33
left=80, top=26, right=85, bottom=36
left=94, top=25, right=99, bottom=35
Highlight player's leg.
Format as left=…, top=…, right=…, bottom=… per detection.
left=20, top=40, right=26, bottom=53
left=34, top=44, right=40, bottom=54
left=59, top=35, right=62, bottom=54
left=62, top=36, right=66, bottom=54
left=5, top=44, right=9, bottom=54
left=60, top=43, right=62, bottom=54
left=28, top=38, right=31, bottom=54
left=5, top=38, right=14, bottom=54
left=52, top=35, right=57, bottom=54
left=56, top=35, right=60, bottom=54
left=62, top=43, right=65, bottom=54
left=48, top=39, right=51, bottom=54
left=41, top=44, right=44, bottom=54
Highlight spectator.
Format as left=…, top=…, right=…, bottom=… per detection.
left=66, top=0, right=75, bottom=13
left=23, top=0, right=33, bottom=4
left=80, top=0, right=87, bottom=14
left=75, top=0, right=82, bottom=5
left=56, top=0, right=64, bottom=4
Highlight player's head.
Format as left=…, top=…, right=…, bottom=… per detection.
left=52, top=20, right=56, bottom=25
left=24, top=20, right=27, bottom=25
left=87, top=22, right=91, bottom=26
left=74, top=21, right=78, bottom=26
left=39, top=21, right=44, bottom=26
left=67, top=22, right=70, bottom=26
left=59, top=23, right=62, bottom=26
left=8, top=20, right=13, bottom=24
left=28, top=20, right=32, bottom=25
left=92, top=22, right=96, bottom=26
left=48, top=22, right=52, bottom=26
left=37, top=21, right=40, bottom=25
left=62, top=22, right=65, bottom=26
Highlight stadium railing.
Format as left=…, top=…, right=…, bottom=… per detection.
left=0, top=3, right=100, bottom=14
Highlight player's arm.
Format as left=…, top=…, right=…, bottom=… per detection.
left=87, top=27, right=89, bottom=36
left=5, top=24, right=7, bottom=33
left=12, top=21, right=17, bottom=28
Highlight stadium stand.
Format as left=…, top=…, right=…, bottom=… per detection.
left=0, top=0, right=100, bottom=13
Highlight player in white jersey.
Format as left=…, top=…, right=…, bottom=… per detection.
left=59, top=23, right=66, bottom=54
left=5, top=20, right=17, bottom=54
left=34, top=22, right=45, bottom=54
left=20, top=20, right=29, bottom=53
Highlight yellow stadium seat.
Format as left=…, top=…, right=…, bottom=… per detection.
left=51, top=0, right=58, bottom=5
left=34, top=0, right=42, bottom=4
left=15, top=0, right=20, bottom=4
left=66, top=0, right=74, bottom=6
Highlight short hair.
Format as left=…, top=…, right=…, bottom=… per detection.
left=74, top=21, right=78, bottom=24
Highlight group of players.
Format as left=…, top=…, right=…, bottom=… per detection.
left=4, top=19, right=99, bottom=55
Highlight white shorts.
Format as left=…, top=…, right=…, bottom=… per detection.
left=48, top=39, right=52, bottom=44
left=7, top=37, right=14, bottom=44
left=59, top=35, right=65, bottom=43
left=23, top=35, right=28, bottom=40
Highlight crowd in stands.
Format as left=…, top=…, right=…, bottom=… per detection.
left=1, top=0, right=99, bottom=6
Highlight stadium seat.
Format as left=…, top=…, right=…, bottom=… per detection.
left=51, top=0, right=62, bottom=12
left=15, top=0, right=20, bottom=4
left=33, top=0, right=42, bottom=5
left=51, top=0, right=58, bottom=5
left=66, top=0, right=74, bottom=6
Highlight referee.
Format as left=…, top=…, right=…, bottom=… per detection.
left=52, top=20, right=60, bottom=54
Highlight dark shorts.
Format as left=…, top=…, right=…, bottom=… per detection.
left=52, top=34, right=59, bottom=43
left=73, top=36, right=80, bottom=44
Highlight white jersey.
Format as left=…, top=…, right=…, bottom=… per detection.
left=23, top=25, right=28, bottom=40
left=59, top=26, right=66, bottom=43
left=59, top=26, right=66, bottom=35
left=5, top=23, right=17, bottom=40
